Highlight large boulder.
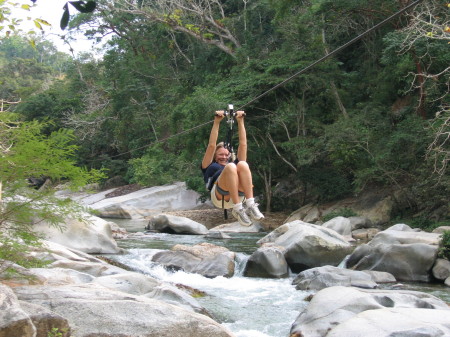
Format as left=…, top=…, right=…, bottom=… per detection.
left=33, top=214, right=121, bottom=254
left=290, top=286, right=450, bottom=337
left=322, top=216, right=352, bottom=238
left=0, top=284, right=36, bottom=337
left=148, top=214, right=209, bottom=235
left=243, top=246, right=290, bottom=278
left=19, top=301, right=71, bottom=337
left=257, top=221, right=353, bottom=272
left=326, top=308, right=450, bottom=337
left=152, top=243, right=236, bottom=278
left=286, top=188, right=401, bottom=226
left=432, top=258, right=450, bottom=281
left=12, top=284, right=235, bottom=337
left=292, top=265, right=379, bottom=290
left=347, top=224, right=441, bottom=282
left=83, top=182, right=204, bottom=218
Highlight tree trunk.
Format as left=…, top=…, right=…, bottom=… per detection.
left=321, top=15, right=349, bottom=119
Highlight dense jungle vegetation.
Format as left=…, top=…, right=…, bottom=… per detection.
left=1, top=0, right=449, bottom=224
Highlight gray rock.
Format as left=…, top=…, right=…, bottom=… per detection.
left=33, top=214, right=121, bottom=254
left=326, top=308, right=450, bottom=337
left=290, top=286, right=450, bottom=337
left=50, top=260, right=127, bottom=277
left=145, top=284, right=210, bottom=316
left=292, top=265, right=378, bottom=290
left=0, top=284, right=36, bottom=337
left=322, top=216, right=352, bottom=237
left=93, top=272, right=161, bottom=294
left=84, top=182, right=204, bottom=218
left=258, top=220, right=353, bottom=272
left=28, top=267, right=95, bottom=285
left=13, top=284, right=234, bottom=337
left=152, top=243, right=235, bottom=278
left=244, top=246, right=289, bottom=278
left=148, top=214, right=209, bottom=235
left=432, top=258, right=450, bottom=281
left=348, top=242, right=438, bottom=282
left=348, top=216, right=373, bottom=230
left=361, top=270, right=396, bottom=283
left=205, top=231, right=232, bottom=239
left=19, top=301, right=71, bottom=337
left=347, top=225, right=441, bottom=282
left=432, top=226, right=450, bottom=234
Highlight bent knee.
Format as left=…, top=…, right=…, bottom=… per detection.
left=236, top=161, right=249, bottom=170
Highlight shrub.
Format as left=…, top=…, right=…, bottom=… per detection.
left=438, top=230, right=450, bottom=260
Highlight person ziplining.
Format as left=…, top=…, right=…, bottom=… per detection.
left=201, top=106, right=264, bottom=226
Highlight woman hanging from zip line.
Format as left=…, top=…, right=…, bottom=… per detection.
left=201, top=110, right=264, bottom=226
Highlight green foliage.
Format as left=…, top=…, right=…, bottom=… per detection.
left=2, top=0, right=449, bottom=229
left=47, top=327, right=69, bottom=337
left=322, top=208, right=358, bottom=222
left=438, top=231, right=450, bottom=260
left=0, top=114, right=104, bottom=269
left=128, top=145, right=189, bottom=187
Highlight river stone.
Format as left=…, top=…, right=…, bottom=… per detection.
left=50, top=260, right=127, bottom=277
left=322, top=216, right=352, bottom=237
left=348, top=216, right=373, bottom=230
left=148, top=214, right=209, bottom=235
left=36, top=240, right=108, bottom=264
left=12, top=284, right=234, bottom=337
left=292, top=265, right=378, bottom=290
left=326, top=308, right=450, bottom=337
left=432, top=226, right=450, bottom=234
left=33, top=214, right=121, bottom=254
left=347, top=224, right=441, bottom=282
left=0, top=284, right=36, bottom=337
left=432, top=258, right=450, bottom=280
left=290, top=286, right=450, bottom=337
left=348, top=242, right=438, bottom=282
left=361, top=270, right=396, bottom=283
left=19, top=301, right=71, bottom=337
left=145, top=284, right=210, bottom=316
left=257, top=220, right=353, bottom=272
left=152, top=243, right=235, bottom=278
left=92, top=272, right=161, bottom=294
left=28, top=267, right=95, bottom=285
left=85, top=182, right=204, bottom=218
left=244, top=246, right=289, bottom=278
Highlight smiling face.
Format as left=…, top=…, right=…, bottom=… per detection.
left=215, top=146, right=230, bottom=166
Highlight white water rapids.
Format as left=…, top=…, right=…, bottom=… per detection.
left=108, top=232, right=311, bottom=337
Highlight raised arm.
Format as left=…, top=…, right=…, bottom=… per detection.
left=236, top=110, right=247, bottom=162
left=201, top=111, right=224, bottom=169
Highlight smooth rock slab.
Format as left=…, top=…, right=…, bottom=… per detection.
left=13, top=284, right=235, bottom=337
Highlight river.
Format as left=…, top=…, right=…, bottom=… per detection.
left=105, top=219, right=450, bottom=337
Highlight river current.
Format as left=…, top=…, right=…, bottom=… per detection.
left=105, top=219, right=450, bottom=337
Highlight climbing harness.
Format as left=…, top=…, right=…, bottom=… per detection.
left=220, top=104, right=240, bottom=219
left=223, top=104, right=236, bottom=162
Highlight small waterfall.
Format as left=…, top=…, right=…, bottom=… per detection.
left=338, top=254, right=350, bottom=268
left=234, top=252, right=249, bottom=276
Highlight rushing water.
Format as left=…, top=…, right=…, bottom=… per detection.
left=106, top=221, right=311, bottom=337
left=105, top=219, right=450, bottom=337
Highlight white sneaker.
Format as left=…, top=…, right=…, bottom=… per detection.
left=246, top=203, right=264, bottom=221
left=232, top=207, right=252, bottom=226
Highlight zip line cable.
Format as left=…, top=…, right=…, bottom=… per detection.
left=96, top=0, right=424, bottom=161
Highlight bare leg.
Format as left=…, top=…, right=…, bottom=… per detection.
left=236, top=161, right=254, bottom=199
left=216, top=163, right=240, bottom=204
